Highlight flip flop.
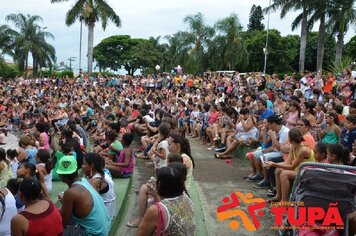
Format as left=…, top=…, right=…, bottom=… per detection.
left=126, top=221, right=139, bottom=228
left=225, top=159, right=232, bottom=164
left=215, top=153, right=231, bottom=159
left=266, top=197, right=280, bottom=203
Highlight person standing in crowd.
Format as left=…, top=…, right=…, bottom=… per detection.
left=57, top=155, right=110, bottom=235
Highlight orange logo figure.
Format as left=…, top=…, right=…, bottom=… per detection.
left=216, top=192, right=266, bottom=231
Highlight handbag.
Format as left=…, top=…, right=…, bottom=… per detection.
left=155, top=202, right=166, bottom=236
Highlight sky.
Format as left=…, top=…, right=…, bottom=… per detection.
left=1, top=0, right=354, bottom=73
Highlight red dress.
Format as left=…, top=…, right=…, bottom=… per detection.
left=19, top=201, right=63, bottom=236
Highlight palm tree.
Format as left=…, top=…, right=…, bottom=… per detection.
left=51, top=0, right=121, bottom=75
left=214, top=14, right=249, bottom=70
left=266, top=0, right=312, bottom=72
left=328, top=0, right=356, bottom=61
left=307, top=0, right=332, bottom=72
left=5, top=13, right=56, bottom=77
left=0, top=25, right=16, bottom=57
left=183, top=13, right=214, bottom=73
left=31, top=28, right=56, bottom=76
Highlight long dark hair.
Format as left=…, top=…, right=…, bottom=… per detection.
left=157, top=163, right=187, bottom=198
left=328, top=144, right=349, bottom=165
left=84, top=153, right=108, bottom=194
left=169, top=133, right=195, bottom=168
left=37, top=149, right=52, bottom=173
left=0, top=148, right=9, bottom=166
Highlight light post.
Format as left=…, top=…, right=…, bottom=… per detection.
left=263, top=0, right=272, bottom=75
left=68, top=57, right=76, bottom=71
left=79, top=18, right=83, bottom=74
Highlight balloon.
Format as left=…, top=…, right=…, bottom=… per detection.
left=177, top=65, right=182, bottom=73
left=155, top=65, right=160, bottom=71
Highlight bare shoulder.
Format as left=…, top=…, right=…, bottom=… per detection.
left=11, top=213, right=26, bottom=224
left=146, top=204, right=159, bottom=218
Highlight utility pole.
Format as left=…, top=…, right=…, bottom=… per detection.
left=68, top=57, right=76, bottom=71
left=79, top=19, right=83, bottom=73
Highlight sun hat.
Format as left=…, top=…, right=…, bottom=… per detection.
left=56, top=155, right=77, bottom=175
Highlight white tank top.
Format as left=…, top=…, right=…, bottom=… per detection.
left=92, top=173, right=116, bottom=219
left=38, top=163, right=52, bottom=192
left=0, top=189, right=17, bottom=236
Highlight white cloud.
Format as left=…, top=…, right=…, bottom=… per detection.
left=1, top=0, right=354, bottom=72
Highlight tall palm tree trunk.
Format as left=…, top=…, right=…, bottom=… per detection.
left=87, top=21, right=95, bottom=75
left=299, top=8, right=308, bottom=73
left=335, top=32, right=344, bottom=61
left=316, top=14, right=326, bottom=73
left=25, top=53, right=29, bottom=78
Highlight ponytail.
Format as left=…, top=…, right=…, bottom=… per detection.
left=328, top=144, right=350, bottom=165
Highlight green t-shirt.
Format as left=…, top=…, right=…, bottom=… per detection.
left=108, top=140, right=123, bottom=155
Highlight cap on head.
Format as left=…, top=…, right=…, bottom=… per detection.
left=56, top=155, right=77, bottom=175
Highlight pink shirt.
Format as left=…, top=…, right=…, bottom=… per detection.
left=39, top=132, right=50, bottom=150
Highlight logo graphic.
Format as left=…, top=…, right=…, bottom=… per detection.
left=217, top=192, right=344, bottom=232
left=62, top=161, right=71, bottom=168
left=216, top=192, right=266, bottom=231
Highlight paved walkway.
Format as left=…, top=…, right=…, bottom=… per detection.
left=116, top=137, right=276, bottom=236
left=189, top=138, right=275, bottom=236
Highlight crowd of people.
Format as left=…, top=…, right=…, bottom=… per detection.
left=0, top=67, right=355, bottom=235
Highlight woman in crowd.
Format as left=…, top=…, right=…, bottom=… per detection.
left=168, top=133, right=194, bottom=188
left=136, top=163, right=195, bottom=236
left=10, top=177, right=63, bottom=235
left=82, top=153, right=116, bottom=220
left=285, top=101, right=301, bottom=129
left=0, top=185, right=17, bottom=235
left=264, top=128, right=315, bottom=202
left=319, top=112, right=341, bottom=144
left=105, top=133, right=135, bottom=178
left=35, top=122, right=50, bottom=150
left=0, top=148, right=12, bottom=188
left=216, top=108, right=257, bottom=159
left=35, top=149, right=52, bottom=200
left=301, top=101, right=317, bottom=125
left=326, top=144, right=350, bottom=165
left=17, top=136, right=38, bottom=166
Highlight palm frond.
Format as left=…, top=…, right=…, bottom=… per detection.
left=96, top=0, right=121, bottom=29
left=65, top=0, right=86, bottom=26
left=327, top=57, right=355, bottom=74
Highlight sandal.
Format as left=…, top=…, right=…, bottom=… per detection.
left=126, top=221, right=140, bottom=228
left=146, top=162, right=154, bottom=168
left=215, top=153, right=231, bottom=159
left=135, top=153, right=149, bottom=159
left=266, top=197, right=280, bottom=203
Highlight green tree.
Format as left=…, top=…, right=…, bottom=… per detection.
left=307, top=0, right=332, bottom=72
left=246, top=29, right=299, bottom=73
left=344, top=35, right=356, bottom=59
left=304, top=32, right=336, bottom=71
left=266, top=0, right=312, bottom=72
left=5, top=13, right=56, bottom=77
left=214, top=13, right=249, bottom=70
left=247, top=5, right=265, bottom=31
left=327, top=0, right=356, bottom=61
left=51, top=0, right=122, bottom=75
left=182, top=13, right=214, bottom=73
left=93, top=35, right=162, bottom=75
left=0, top=25, right=16, bottom=57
